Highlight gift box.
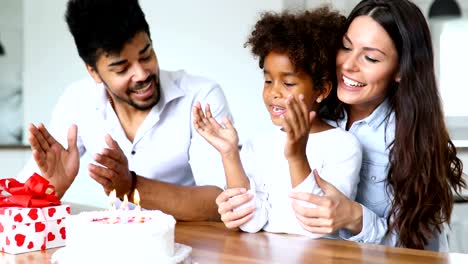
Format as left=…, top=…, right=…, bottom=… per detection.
left=0, top=205, right=70, bottom=254
left=0, top=173, right=70, bottom=254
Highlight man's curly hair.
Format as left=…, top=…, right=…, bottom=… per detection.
left=245, top=6, right=345, bottom=115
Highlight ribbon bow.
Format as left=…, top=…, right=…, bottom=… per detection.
left=0, top=173, right=61, bottom=207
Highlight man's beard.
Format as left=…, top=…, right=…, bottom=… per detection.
left=104, top=74, right=161, bottom=111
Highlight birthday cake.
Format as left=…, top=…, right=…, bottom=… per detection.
left=52, top=210, right=191, bottom=264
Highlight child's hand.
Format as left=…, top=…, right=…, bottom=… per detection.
left=216, top=188, right=255, bottom=229
left=193, top=102, right=239, bottom=156
left=281, top=94, right=316, bottom=161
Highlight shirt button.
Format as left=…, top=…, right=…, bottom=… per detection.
left=131, top=150, right=136, bottom=155
left=371, top=176, right=376, bottom=181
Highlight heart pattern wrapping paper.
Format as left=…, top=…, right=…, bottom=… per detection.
left=0, top=205, right=70, bottom=254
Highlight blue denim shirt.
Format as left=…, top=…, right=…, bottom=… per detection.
left=336, top=100, right=448, bottom=251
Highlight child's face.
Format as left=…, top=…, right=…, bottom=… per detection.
left=262, top=51, right=321, bottom=127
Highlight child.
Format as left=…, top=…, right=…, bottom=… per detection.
left=193, top=7, right=362, bottom=238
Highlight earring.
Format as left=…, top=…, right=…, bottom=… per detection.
left=316, top=97, right=322, bottom=103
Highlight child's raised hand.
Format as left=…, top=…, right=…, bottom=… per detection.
left=193, top=102, right=239, bottom=156
left=281, top=94, right=316, bottom=161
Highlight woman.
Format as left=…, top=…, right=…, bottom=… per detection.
left=217, top=0, right=465, bottom=250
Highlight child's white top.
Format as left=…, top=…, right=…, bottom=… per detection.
left=239, top=127, right=362, bottom=238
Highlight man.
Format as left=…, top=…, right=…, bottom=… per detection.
left=18, top=0, right=231, bottom=221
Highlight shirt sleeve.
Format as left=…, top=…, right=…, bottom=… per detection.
left=237, top=178, right=270, bottom=233
left=16, top=82, right=86, bottom=182
left=339, top=204, right=389, bottom=244
left=237, top=140, right=270, bottom=233
left=188, top=83, right=232, bottom=189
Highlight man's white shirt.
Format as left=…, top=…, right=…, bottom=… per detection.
left=18, top=70, right=231, bottom=194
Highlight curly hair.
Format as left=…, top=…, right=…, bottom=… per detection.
left=245, top=7, right=345, bottom=117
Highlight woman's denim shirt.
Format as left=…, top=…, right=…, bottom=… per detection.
left=336, top=100, right=448, bottom=252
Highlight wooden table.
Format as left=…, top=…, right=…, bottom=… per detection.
left=2, top=221, right=468, bottom=263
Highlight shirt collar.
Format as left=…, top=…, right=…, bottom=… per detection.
left=339, top=99, right=392, bottom=130
left=363, top=99, right=392, bottom=129
left=153, top=70, right=185, bottom=113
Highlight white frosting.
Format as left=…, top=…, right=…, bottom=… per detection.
left=60, top=210, right=176, bottom=264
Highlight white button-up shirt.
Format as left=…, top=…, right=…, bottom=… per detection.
left=18, top=70, right=231, bottom=193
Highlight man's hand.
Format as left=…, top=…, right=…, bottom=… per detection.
left=28, top=123, right=79, bottom=198
left=88, top=134, right=132, bottom=198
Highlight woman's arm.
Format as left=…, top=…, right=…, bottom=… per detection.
left=290, top=131, right=365, bottom=235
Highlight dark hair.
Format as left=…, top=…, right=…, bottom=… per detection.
left=347, top=0, right=465, bottom=249
left=245, top=7, right=345, bottom=118
left=65, top=0, right=150, bottom=68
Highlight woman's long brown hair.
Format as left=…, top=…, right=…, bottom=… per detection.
left=346, top=0, right=466, bottom=249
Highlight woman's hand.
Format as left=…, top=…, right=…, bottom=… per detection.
left=216, top=188, right=255, bottom=229
left=193, top=102, right=239, bottom=156
left=289, top=170, right=363, bottom=234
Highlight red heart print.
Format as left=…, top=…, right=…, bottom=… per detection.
left=15, top=234, right=25, bottom=247
left=60, top=227, right=66, bottom=239
left=0, top=222, right=3, bottom=232
left=41, top=242, right=46, bottom=251
left=6, top=236, right=10, bottom=246
left=47, top=232, right=55, bottom=241
left=48, top=208, right=56, bottom=217
left=35, top=222, right=46, bottom=232
left=66, top=207, right=71, bottom=214
left=12, top=225, right=16, bottom=230
left=27, top=241, right=34, bottom=249
left=57, top=219, right=62, bottom=225
left=13, top=213, right=23, bottom=223
left=28, top=209, right=39, bottom=220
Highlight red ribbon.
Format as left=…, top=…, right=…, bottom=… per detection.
left=0, top=173, right=61, bottom=207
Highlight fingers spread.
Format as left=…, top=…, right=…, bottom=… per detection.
left=67, top=124, right=78, bottom=150
left=28, top=124, right=50, bottom=152
left=223, top=116, right=234, bottom=130
left=32, top=149, right=48, bottom=171
left=93, top=152, right=120, bottom=172
left=38, top=123, right=59, bottom=149
left=88, top=166, right=113, bottom=191
left=205, top=103, right=213, bottom=119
